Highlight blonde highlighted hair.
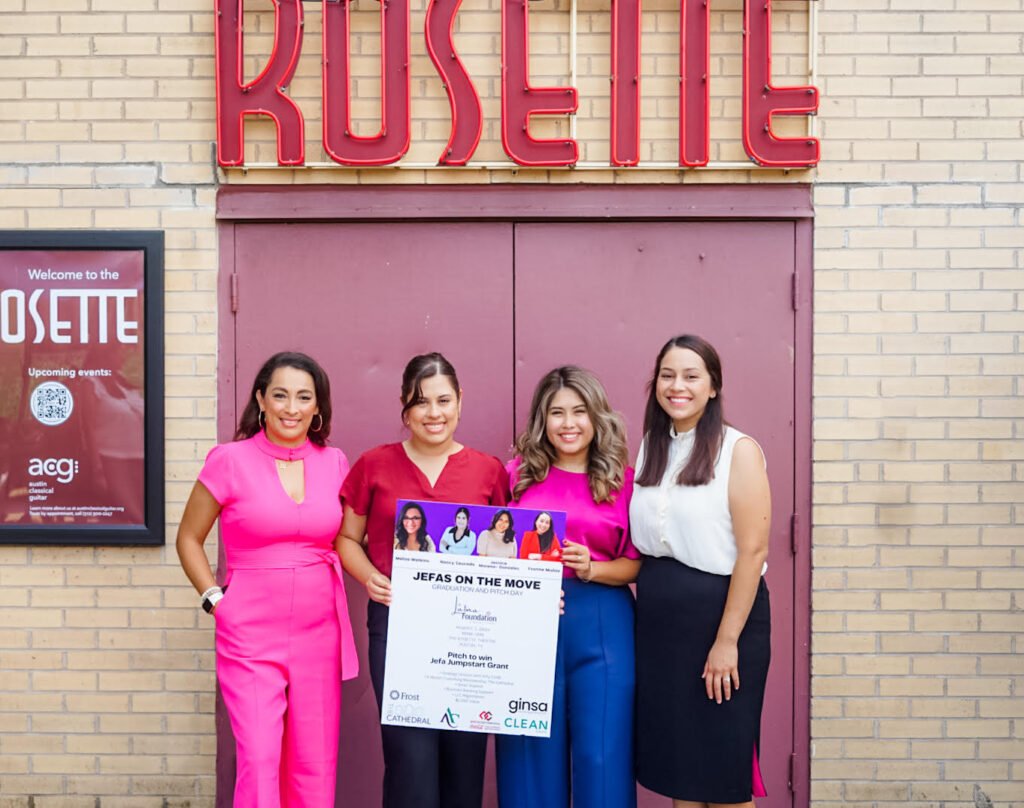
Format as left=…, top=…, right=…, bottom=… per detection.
left=513, top=366, right=628, bottom=504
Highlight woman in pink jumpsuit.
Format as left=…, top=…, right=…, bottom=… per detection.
left=176, top=352, right=358, bottom=808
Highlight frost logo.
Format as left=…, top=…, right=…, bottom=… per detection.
left=28, top=457, right=79, bottom=484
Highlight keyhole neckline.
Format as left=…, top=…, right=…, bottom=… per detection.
left=253, top=428, right=314, bottom=461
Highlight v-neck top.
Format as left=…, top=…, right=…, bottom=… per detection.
left=198, top=430, right=351, bottom=573
left=341, top=442, right=510, bottom=578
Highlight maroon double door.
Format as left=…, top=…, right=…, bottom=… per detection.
left=216, top=186, right=812, bottom=808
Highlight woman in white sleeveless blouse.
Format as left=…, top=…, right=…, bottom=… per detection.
left=630, top=334, right=772, bottom=808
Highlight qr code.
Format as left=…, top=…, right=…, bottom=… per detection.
left=31, top=382, right=75, bottom=426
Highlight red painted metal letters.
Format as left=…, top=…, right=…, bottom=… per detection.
left=742, top=0, right=820, bottom=167
left=501, top=0, right=579, bottom=166
left=213, top=0, right=820, bottom=168
left=323, top=0, right=412, bottom=165
left=426, top=0, right=483, bottom=165
left=215, top=0, right=306, bottom=166
left=610, top=0, right=642, bottom=166
left=679, top=0, right=709, bottom=167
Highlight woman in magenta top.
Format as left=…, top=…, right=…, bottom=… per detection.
left=176, top=351, right=357, bottom=808
left=497, top=366, right=640, bottom=808
left=338, top=352, right=509, bottom=808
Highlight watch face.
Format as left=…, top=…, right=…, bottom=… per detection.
left=202, top=599, right=214, bottom=613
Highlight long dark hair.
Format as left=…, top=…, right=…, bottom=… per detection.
left=533, top=511, right=556, bottom=554
left=395, top=503, right=430, bottom=551
left=449, top=506, right=471, bottom=541
left=235, top=352, right=332, bottom=447
left=512, top=366, right=628, bottom=504
left=489, top=509, right=516, bottom=544
left=635, top=335, right=724, bottom=488
left=400, top=352, right=460, bottom=424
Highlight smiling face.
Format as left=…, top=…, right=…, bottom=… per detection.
left=494, top=513, right=510, bottom=533
left=545, top=387, right=594, bottom=469
left=534, top=512, right=552, bottom=533
left=402, top=507, right=424, bottom=537
left=655, top=346, right=717, bottom=433
left=404, top=374, right=462, bottom=449
left=255, top=366, right=318, bottom=448
left=455, top=511, right=469, bottom=530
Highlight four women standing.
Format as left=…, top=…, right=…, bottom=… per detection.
left=178, top=337, right=772, bottom=808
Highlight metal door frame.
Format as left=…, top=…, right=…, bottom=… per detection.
left=215, top=183, right=813, bottom=807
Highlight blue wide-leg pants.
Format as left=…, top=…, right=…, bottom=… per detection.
left=496, top=578, right=637, bottom=808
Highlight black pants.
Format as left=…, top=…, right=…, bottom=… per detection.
left=367, top=600, right=487, bottom=808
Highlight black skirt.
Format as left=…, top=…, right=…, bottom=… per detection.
left=635, top=555, right=771, bottom=804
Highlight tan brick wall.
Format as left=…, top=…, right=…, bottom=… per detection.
left=811, top=2, right=1023, bottom=806
left=1, top=0, right=1020, bottom=805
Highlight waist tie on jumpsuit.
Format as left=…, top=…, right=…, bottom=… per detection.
left=215, top=546, right=357, bottom=808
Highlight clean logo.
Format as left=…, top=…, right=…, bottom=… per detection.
left=28, top=457, right=79, bottom=484
left=478, top=711, right=492, bottom=721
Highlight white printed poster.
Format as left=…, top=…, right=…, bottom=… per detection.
left=382, top=522, right=563, bottom=737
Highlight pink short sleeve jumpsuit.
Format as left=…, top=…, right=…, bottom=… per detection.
left=198, top=430, right=359, bottom=808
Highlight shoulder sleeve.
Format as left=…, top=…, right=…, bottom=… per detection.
left=340, top=452, right=372, bottom=515
left=197, top=443, right=234, bottom=506
left=617, top=467, right=640, bottom=559
left=335, top=448, right=352, bottom=490
left=504, top=457, right=521, bottom=501
left=489, top=456, right=511, bottom=506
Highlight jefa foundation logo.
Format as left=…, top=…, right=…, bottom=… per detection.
left=29, top=381, right=74, bottom=426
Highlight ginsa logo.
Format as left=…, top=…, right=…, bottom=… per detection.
left=28, top=457, right=78, bottom=484
left=508, top=698, right=548, bottom=715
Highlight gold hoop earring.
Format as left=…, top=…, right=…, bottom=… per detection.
left=258, top=411, right=266, bottom=429
left=311, top=413, right=323, bottom=432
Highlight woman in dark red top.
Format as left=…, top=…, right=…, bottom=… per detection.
left=338, top=352, right=509, bottom=808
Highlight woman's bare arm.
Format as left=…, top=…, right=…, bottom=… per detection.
left=703, top=437, right=771, bottom=704
left=175, top=481, right=223, bottom=596
left=337, top=505, right=392, bottom=605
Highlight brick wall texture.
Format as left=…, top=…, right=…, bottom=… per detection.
left=0, top=0, right=1021, bottom=806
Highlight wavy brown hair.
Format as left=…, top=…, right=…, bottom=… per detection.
left=512, top=366, right=627, bottom=504
left=235, top=352, right=332, bottom=448
left=635, top=334, right=724, bottom=488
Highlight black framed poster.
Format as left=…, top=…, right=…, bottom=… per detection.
left=0, top=231, right=164, bottom=545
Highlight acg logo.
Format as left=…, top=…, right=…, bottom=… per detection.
left=28, top=457, right=78, bottom=484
